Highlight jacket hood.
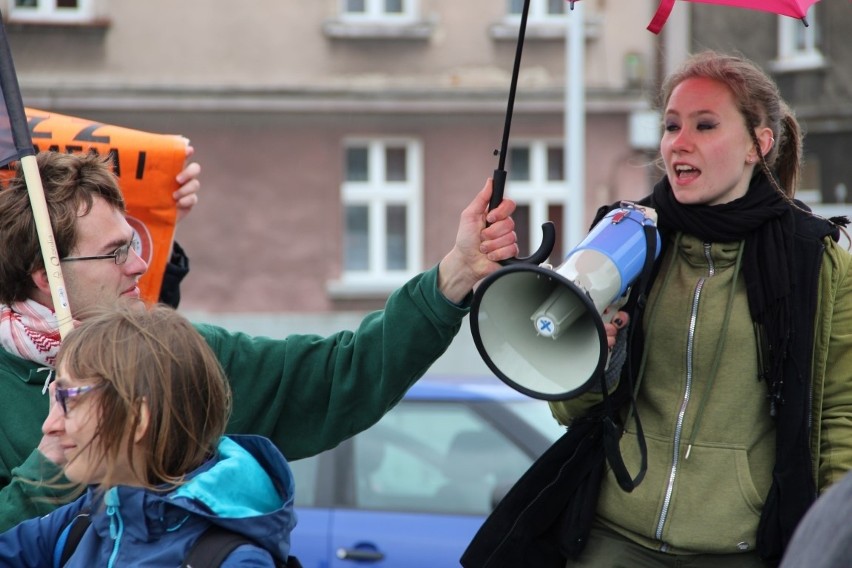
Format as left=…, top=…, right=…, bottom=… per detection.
left=85, top=434, right=296, bottom=564
left=171, top=434, right=296, bottom=556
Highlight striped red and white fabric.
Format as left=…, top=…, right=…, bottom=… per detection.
left=0, top=300, right=64, bottom=368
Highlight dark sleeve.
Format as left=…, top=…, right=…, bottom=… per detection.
left=158, top=241, right=190, bottom=308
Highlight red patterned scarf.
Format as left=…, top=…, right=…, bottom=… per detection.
left=0, top=300, right=63, bottom=368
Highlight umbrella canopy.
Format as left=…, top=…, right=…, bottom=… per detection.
left=646, top=0, right=822, bottom=33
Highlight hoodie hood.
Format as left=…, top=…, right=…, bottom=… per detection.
left=82, top=434, right=296, bottom=565
left=171, top=435, right=296, bottom=556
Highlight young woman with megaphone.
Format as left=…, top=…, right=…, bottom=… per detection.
left=463, top=50, right=852, bottom=568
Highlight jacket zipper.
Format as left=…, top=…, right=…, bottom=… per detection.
left=655, top=242, right=715, bottom=550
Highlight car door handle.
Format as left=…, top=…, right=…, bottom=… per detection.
left=336, top=547, right=385, bottom=562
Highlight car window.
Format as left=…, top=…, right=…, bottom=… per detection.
left=352, top=400, right=532, bottom=516
left=503, top=399, right=566, bottom=442
left=290, top=454, right=320, bottom=507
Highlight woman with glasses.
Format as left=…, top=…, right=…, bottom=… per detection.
left=0, top=302, right=296, bottom=567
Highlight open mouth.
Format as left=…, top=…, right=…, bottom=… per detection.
left=674, top=164, right=700, bottom=182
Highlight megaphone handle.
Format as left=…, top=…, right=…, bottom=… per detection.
left=602, top=294, right=629, bottom=323
left=490, top=168, right=557, bottom=266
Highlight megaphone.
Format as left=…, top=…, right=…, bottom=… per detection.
left=470, top=202, right=661, bottom=400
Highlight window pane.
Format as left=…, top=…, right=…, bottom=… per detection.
left=508, top=0, right=523, bottom=15
left=57, top=0, right=79, bottom=7
left=345, top=0, right=366, bottom=13
left=508, top=147, right=530, bottom=181
left=346, top=147, right=369, bottom=182
left=385, top=205, right=407, bottom=269
left=289, top=455, right=320, bottom=507
left=353, top=401, right=532, bottom=515
left=547, top=0, right=565, bottom=15
left=794, top=25, right=807, bottom=51
left=385, top=147, right=407, bottom=182
left=514, top=204, right=530, bottom=257
left=547, top=145, right=564, bottom=181
left=384, top=0, right=403, bottom=14
left=15, top=0, right=38, bottom=6
left=801, top=154, right=821, bottom=193
left=345, top=206, right=369, bottom=270
left=503, top=400, right=566, bottom=442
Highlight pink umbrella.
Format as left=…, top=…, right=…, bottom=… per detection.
left=645, top=0, right=822, bottom=33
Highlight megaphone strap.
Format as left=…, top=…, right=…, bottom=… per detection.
left=623, top=222, right=660, bottom=314
left=600, top=332, right=648, bottom=492
left=601, top=220, right=658, bottom=492
left=603, top=411, right=647, bottom=492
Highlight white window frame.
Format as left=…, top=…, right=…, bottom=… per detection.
left=7, top=0, right=96, bottom=23
left=771, top=7, right=825, bottom=72
left=339, top=0, right=419, bottom=23
left=492, top=0, right=600, bottom=42
left=505, top=0, right=567, bottom=23
left=507, top=140, right=568, bottom=261
left=329, top=138, right=423, bottom=297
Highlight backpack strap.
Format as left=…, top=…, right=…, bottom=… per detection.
left=53, top=510, right=92, bottom=568
left=183, top=525, right=248, bottom=568
left=183, top=525, right=302, bottom=568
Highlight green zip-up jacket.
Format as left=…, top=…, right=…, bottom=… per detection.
left=597, top=233, right=776, bottom=555
left=0, top=264, right=468, bottom=532
left=551, top=228, right=852, bottom=557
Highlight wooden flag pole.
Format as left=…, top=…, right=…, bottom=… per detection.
left=19, top=155, right=75, bottom=338
left=0, top=15, right=74, bottom=338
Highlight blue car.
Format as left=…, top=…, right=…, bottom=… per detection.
left=288, top=375, right=565, bottom=567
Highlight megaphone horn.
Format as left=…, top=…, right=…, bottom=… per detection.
left=470, top=202, right=661, bottom=400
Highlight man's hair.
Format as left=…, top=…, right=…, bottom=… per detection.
left=55, top=302, right=231, bottom=491
left=0, top=151, right=126, bottom=304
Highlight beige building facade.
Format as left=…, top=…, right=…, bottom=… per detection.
left=7, top=0, right=686, bottom=373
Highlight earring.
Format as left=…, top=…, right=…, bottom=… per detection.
left=747, top=156, right=755, bottom=164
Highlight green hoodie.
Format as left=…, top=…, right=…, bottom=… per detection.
left=0, top=264, right=468, bottom=532
left=597, top=234, right=775, bottom=554
left=551, top=231, right=852, bottom=556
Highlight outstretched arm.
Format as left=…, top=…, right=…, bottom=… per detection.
left=438, top=178, right=518, bottom=304
left=211, top=179, right=521, bottom=460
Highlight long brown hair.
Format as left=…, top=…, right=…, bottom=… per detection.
left=55, top=302, right=231, bottom=491
left=659, top=50, right=802, bottom=198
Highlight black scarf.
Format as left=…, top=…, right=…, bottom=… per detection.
left=650, top=172, right=795, bottom=409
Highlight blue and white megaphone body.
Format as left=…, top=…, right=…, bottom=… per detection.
left=470, top=202, right=661, bottom=400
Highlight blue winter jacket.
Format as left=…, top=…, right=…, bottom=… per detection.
left=0, top=435, right=296, bottom=567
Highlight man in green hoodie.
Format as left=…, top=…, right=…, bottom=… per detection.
left=0, top=150, right=519, bottom=531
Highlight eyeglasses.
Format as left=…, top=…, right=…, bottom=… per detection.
left=54, top=383, right=105, bottom=415
left=63, top=232, right=142, bottom=265
left=62, top=242, right=134, bottom=266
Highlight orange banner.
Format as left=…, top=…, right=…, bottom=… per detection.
left=1, top=108, right=186, bottom=304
